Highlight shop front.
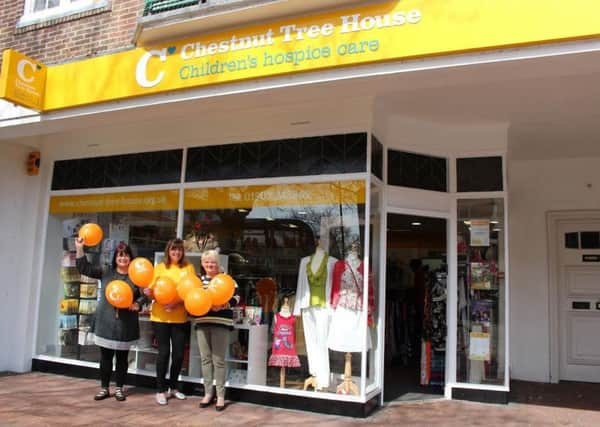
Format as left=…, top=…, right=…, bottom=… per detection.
left=3, top=0, right=600, bottom=417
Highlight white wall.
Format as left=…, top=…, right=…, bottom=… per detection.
left=0, top=141, right=43, bottom=372
left=508, top=156, right=600, bottom=382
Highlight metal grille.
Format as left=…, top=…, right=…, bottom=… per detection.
left=143, top=0, right=204, bottom=15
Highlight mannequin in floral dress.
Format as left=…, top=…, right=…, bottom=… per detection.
left=328, top=241, right=374, bottom=394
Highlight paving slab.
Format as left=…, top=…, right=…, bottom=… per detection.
left=1, top=373, right=599, bottom=426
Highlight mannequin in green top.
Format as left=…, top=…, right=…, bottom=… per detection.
left=293, top=237, right=337, bottom=390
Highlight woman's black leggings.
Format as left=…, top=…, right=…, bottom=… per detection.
left=153, top=321, right=188, bottom=392
left=99, top=347, right=129, bottom=388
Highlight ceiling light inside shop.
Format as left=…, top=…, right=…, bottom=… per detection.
left=237, top=208, right=248, bottom=213
left=464, top=220, right=471, bottom=225
left=493, top=228, right=502, bottom=232
left=288, top=224, right=298, bottom=228
left=411, top=222, right=422, bottom=226
left=490, top=220, right=500, bottom=224
left=297, top=211, right=307, bottom=215
left=266, top=217, right=274, bottom=221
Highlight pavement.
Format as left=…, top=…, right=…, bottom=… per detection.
left=1, top=372, right=600, bottom=426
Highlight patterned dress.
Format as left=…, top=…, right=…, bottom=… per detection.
left=327, top=258, right=374, bottom=352
left=268, top=313, right=300, bottom=367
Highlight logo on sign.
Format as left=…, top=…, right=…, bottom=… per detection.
left=17, top=59, right=36, bottom=83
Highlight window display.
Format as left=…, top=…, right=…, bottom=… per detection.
left=456, top=198, right=506, bottom=385
left=183, top=180, right=373, bottom=395
left=37, top=190, right=179, bottom=364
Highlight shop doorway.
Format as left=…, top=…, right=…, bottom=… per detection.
left=384, top=213, right=447, bottom=402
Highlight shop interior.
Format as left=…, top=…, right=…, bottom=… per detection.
left=384, top=213, right=447, bottom=402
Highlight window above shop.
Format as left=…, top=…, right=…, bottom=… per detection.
left=387, top=149, right=447, bottom=192
left=186, top=133, right=367, bottom=182
left=456, top=157, right=503, bottom=192
left=51, top=149, right=183, bottom=190
left=17, top=0, right=111, bottom=30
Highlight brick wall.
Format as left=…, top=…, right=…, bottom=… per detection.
left=0, top=1, right=143, bottom=67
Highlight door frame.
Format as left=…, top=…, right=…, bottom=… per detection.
left=547, top=210, right=600, bottom=383
left=381, top=195, right=452, bottom=402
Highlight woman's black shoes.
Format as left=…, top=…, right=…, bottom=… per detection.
left=199, top=395, right=214, bottom=408
left=94, top=388, right=110, bottom=401
left=215, top=404, right=225, bottom=412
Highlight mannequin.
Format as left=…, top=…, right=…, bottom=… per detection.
left=293, top=237, right=337, bottom=391
left=268, top=297, right=300, bottom=387
left=328, top=241, right=374, bottom=395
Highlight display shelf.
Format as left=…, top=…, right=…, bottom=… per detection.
left=225, top=358, right=249, bottom=364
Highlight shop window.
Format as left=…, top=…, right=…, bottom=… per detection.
left=183, top=180, right=376, bottom=394
left=51, top=149, right=183, bottom=190
left=457, top=157, right=503, bottom=192
left=185, top=133, right=367, bottom=182
left=387, top=149, right=447, bottom=192
left=371, top=135, right=383, bottom=180
left=456, top=198, right=506, bottom=386
left=37, top=190, right=179, bottom=363
left=18, top=0, right=110, bottom=29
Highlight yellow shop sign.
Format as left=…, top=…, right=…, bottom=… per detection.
left=4, top=0, right=600, bottom=111
left=49, top=190, right=179, bottom=214
left=184, top=181, right=365, bottom=209
left=0, top=49, right=46, bottom=111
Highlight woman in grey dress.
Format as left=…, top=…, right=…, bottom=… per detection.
left=75, top=238, right=146, bottom=402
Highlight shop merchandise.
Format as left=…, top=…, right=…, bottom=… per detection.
left=268, top=312, right=300, bottom=368
left=328, top=250, right=374, bottom=353
left=294, top=245, right=337, bottom=389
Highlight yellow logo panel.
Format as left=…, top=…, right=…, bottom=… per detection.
left=0, top=49, right=46, bottom=111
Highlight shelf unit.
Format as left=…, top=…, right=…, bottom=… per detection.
left=187, top=322, right=268, bottom=386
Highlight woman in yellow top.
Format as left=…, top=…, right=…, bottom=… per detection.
left=146, top=238, right=196, bottom=405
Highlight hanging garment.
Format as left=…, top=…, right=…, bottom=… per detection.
left=268, top=313, right=300, bottom=368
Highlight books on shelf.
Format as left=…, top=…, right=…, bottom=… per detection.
left=79, top=283, right=97, bottom=298
left=59, top=314, right=78, bottom=329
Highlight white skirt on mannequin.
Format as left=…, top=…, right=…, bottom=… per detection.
left=327, top=307, right=372, bottom=353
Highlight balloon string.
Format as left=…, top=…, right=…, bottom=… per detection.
left=115, top=308, right=119, bottom=319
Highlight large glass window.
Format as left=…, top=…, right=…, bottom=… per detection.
left=456, top=198, right=506, bottom=385
left=183, top=180, right=373, bottom=395
left=37, top=190, right=179, bottom=363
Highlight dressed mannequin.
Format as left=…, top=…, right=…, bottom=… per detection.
left=328, top=241, right=375, bottom=395
left=268, top=297, right=300, bottom=387
left=293, top=237, right=337, bottom=391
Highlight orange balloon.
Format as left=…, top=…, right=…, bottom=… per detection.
left=128, top=258, right=154, bottom=288
left=208, top=273, right=235, bottom=306
left=78, top=223, right=103, bottom=246
left=153, top=276, right=178, bottom=305
left=184, top=287, right=212, bottom=316
left=105, top=280, right=133, bottom=309
left=177, top=274, right=202, bottom=301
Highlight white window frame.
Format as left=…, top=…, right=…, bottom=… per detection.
left=18, top=0, right=110, bottom=28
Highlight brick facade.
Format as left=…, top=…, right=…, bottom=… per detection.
left=0, top=1, right=143, bottom=68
